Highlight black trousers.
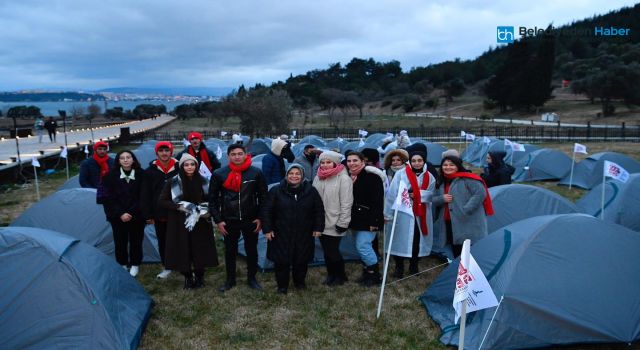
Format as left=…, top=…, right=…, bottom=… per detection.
left=223, top=220, right=258, bottom=282
left=110, top=218, right=145, bottom=266
left=319, top=235, right=343, bottom=264
left=445, top=220, right=463, bottom=258
left=154, top=221, right=168, bottom=265
left=47, top=130, right=56, bottom=142
left=274, top=263, right=308, bottom=289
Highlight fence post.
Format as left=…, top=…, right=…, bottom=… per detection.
left=587, top=121, right=591, bottom=140
left=621, top=122, right=626, bottom=141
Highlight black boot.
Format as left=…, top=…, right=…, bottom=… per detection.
left=361, top=264, right=381, bottom=287
left=409, top=258, right=419, bottom=275
left=183, top=273, right=194, bottom=290
left=393, top=256, right=404, bottom=278
left=322, top=262, right=336, bottom=285
left=329, top=260, right=347, bottom=286
left=193, top=271, right=205, bottom=289
left=356, top=265, right=367, bottom=284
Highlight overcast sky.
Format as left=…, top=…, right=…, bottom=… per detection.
left=0, top=0, right=635, bottom=91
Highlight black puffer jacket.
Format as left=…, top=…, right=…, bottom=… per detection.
left=349, top=171, right=384, bottom=231
left=481, top=151, right=515, bottom=187
left=208, top=165, right=268, bottom=223
left=262, top=180, right=325, bottom=265
left=140, top=160, right=178, bottom=220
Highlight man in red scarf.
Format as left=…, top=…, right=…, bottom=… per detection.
left=141, top=141, right=178, bottom=279
left=79, top=141, right=113, bottom=188
left=177, top=131, right=221, bottom=172
left=209, top=144, right=268, bottom=292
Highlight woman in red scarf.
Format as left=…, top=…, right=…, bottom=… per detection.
left=383, top=149, right=436, bottom=278
left=433, top=155, right=493, bottom=258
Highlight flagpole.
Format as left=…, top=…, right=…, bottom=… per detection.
left=569, top=151, right=576, bottom=189
left=458, top=298, right=468, bottom=350
left=601, top=170, right=606, bottom=220
left=376, top=208, right=399, bottom=319
left=33, top=163, right=40, bottom=201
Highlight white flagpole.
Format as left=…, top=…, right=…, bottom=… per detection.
left=569, top=151, right=576, bottom=189
left=478, top=295, right=505, bottom=350
left=376, top=208, right=399, bottom=319
left=601, top=170, right=606, bottom=220
left=33, top=164, right=40, bottom=200
left=457, top=239, right=472, bottom=350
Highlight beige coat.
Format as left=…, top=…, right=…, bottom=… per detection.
left=313, top=168, right=353, bottom=236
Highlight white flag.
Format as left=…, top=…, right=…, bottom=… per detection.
left=198, top=161, right=212, bottom=180
left=482, top=136, right=492, bottom=145
left=574, top=143, right=588, bottom=154
left=292, top=130, right=297, bottom=137
left=31, top=157, right=40, bottom=167
left=604, top=160, right=629, bottom=183
left=453, top=241, right=498, bottom=324
left=505, top=139, right=525, bottom=152
left=220, top=131, right=227, bottom=137
left=460, top=130, right=466, bottom=137
left=60, top=146, right=68, bottom=158
left=391, top=181, right=414, bottom=216
left=84, top=145, right=89, bottom=154
left=358, top=138, right=365, bottom=147
left=215, top=145, right=223, bottom=160
left=182, top=138, right=190, bottom=147
left=386, top=132, right=394, bottom=139
left=465, top=133, right=476, bottom=141
left=336, top=137, right=344, bottom=143
left=359, top=129, right=368, bottom=137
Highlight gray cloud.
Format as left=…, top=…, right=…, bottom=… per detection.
left=0, top=0, right=635, bottom=90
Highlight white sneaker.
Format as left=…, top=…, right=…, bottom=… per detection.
left=129, top=265, right=139, bottom=277
left=122, top=265, right=129, bottom=271
left=156, top=269, right=172, bottom=279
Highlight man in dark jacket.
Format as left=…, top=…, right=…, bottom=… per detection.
left=176, top=132, right=221, bottom=173
left=293, top=144, right=321, bottom=182
left=262, top=138, right=295, bottom=185
left=79, top=141, right=113, bottom=188
left=481, top=151, right=515, bottom=187
left=140, top=141, right=178, bottom=279
left=209, top=144, right=268, bottom=292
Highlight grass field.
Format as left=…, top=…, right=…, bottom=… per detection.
left=1, top=141, right=638, bottom=349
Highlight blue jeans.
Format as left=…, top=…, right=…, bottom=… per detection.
left=354, top=230, right=378, bottom=266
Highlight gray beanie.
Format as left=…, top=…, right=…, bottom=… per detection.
left=442, top=149, right=460, bottom=158
left=286, top=163, right=305, bottom=179
left=318, top=150, right=342, bottom=165
left=179, top=153, right=198, bottom=168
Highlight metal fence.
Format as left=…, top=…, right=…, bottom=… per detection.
left=137, top=124, right=640, bottom=143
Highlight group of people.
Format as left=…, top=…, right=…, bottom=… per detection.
left=33, top=116, right=58, bottom=143
left=79, top=131, right=504, bottom=294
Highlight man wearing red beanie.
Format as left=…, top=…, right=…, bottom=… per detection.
left=176, top=132, right=220, bottom=172
left=79, top=141, right=113, bottom=188
left=141, top=141, right=178, bottom=279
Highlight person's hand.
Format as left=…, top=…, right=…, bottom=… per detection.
left=312, top=231, right=321, bottom=238
left=120, top=213, right=132, bottom=222
left=146, top=219, right=155, bottom=225
left=217, top=221, right=228, bottom=236
left=444, top=194, right=454, bottom=203
left=265, top=232, right=275, bottom=241
left=253, top=219, right=262, bottom=233
left=370, top=226, right=379, bottom=232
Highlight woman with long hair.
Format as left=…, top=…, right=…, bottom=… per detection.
left=432, top=156, right=494, bottom=258
left=312, top=151, right=353, bottom=286
left=346, top=151, right=384, bottom=286
left=101, top=150, right=145, bottom=276
left=384, top=148, right=435, bottom=278
left=160, top=154, right=219, bottom=289
left=383, top=149, right=410, bottom=184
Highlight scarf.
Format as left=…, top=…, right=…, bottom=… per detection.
left=188, top=146, right=213, bottom=171
left=120, top=168, right=135, bottom=183
left=223, top=154, right=252, bottom=192
left=444, top=172, right=494, bottom=216
left=317, top=164, right=345, bottom=180
left=170, top=173, right=209, bottom=204
left=93, top=153, right=110, bottom=178
left=405, top=164, right=430, bottom=236
left=155, top=158, right=176, bottom=175
left=349, top=162, right=365, bottom=182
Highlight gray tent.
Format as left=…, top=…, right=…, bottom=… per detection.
left=412, top=140, right=447, bottom=165
left=299, top=135, right=327, bottom=148
left=577, top=173, right=640, bottom=232
left=558, top=152, right=640, bottom=189
left=247, top=138, right=271, bottom=156
left=59, top=174, right=81, bottom=190
left=487, top=184, right=579, bottom=233
left=512, top=148, right=572, bottom=182
left=421, top=214, right=640, bottom=349
left=0, top=226, right=153, bottom=349
left=462, top=138, right=539, bottom=167
left=11, top=188, right=161, bottom=263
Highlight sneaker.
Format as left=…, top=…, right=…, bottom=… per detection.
left=129, top=265, right=139, bottom=277
left=156, top=269, right=172, bottom=279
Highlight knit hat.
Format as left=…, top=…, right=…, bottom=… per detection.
left=154, top=141, right=174, bottom=154
left=319, top=150, right=342, bottom=165
left=178, top=153, right=198, bottom=168
left=286, top=163, right=305, bottom=179
left=406, top=143, right=427, bottom=161
left=442, top=149, right=460, bottom=159
left=93, top=141, right=108, bottom=151
left=361, top=148, right=380, bottom=164
left=188, top=132, right=203, bottom=140
left=271, top=138, right=288, bottom=156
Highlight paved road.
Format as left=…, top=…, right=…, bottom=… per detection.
left=0, top=115, right=175, bottom=169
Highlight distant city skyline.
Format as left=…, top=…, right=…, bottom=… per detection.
left=0, top=0, right=635, bottom=91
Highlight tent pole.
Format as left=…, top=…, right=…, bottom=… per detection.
left=376, top=208, right=398, bottom=319
left=458, top=299, right=468, bottom=350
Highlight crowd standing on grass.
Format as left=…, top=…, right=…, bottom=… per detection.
left=90, top=130, right=494, bottom=293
